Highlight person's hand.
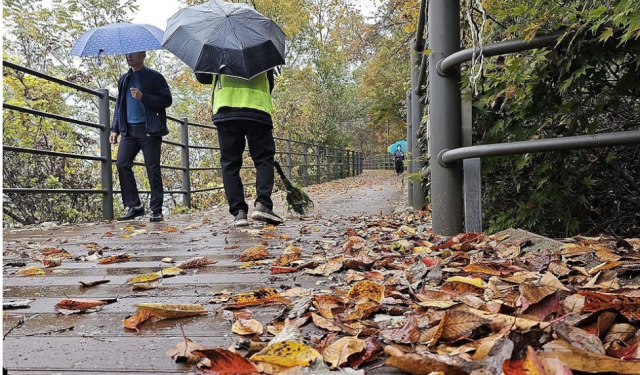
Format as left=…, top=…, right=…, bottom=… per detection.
left=130, top=87, right=143, bottom=100
left=109, top=132, right=118, bottom=144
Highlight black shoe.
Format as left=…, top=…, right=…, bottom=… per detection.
left=119, top=206, right=144, bottom=221
left=251, top=202, right=283, bottom=225
left=149, top=212, right=164, bottom=222
left=233, top=210, right=249, bottom=227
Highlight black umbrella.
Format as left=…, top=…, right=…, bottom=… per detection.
left=162, top=0, right=285, bottom=81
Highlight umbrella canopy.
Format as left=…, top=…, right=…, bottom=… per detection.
left=69, top=23, right=164, bottom=57
left=162, top=0, right=285, bottom=80
left=388, top=140, right=408, bottom=154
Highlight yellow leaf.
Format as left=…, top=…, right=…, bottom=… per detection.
left=322, top=336, right=366, bottom=368
left=444, top=276, right=488, bottom=289
left=251, top=341, right=321, bottom=367
left=156, top=267, right=185, bottom=277
left=126, top=272, right=162, bottom=284
left=16, top=266, right=45, bottom=276
left=132, top=303, right=208, bottom=319
left=347, top=280, right=385, bottom=303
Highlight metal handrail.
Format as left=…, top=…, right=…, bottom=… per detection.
left=439, top=130, right=640, bottom=166
left=3, top=103, right=104, bottom=130
left=4, top=145, right=105, bottom=162
left=3, top=60, right=103, bottom=97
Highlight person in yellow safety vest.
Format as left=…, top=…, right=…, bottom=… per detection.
left=210, top=70, right=283, bottom=227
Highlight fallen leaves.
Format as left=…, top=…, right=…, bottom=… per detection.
left=238, top=246, right=269, bottom=262
left=123, top=303, right=208, bottom=333
left=250, top=341, right=321, bottom=367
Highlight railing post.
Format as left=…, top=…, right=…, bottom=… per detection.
left=302, top=142, right=308, bottom=187
left=180, top=118, right=191, bottom=208
left=406, top=89, right=414, bottom=208
left=333, top=148, right=338, bottom=179
left=429, top=0, right=463, bottom=234
left=411, top=41, right=427, bottom=209
left=98, top=88, right=114, bottom=220
left=285, top=139, right=292, bottom=179
left=325, top=146, right=330, bottom=182
left=315, top=144, right=321, bottom=184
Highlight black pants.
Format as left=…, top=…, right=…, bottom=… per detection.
left=116, top=125, right=163, bottom=214
left=216, top=120, right=275, bottom=216
left=395, top=159, right=403, bottom=174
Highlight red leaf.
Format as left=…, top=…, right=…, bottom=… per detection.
left=347, top=336, right=383, bottom=368
left=193, top=348, right=259, bottom=375
left=270, top=266, right=298, bottom=274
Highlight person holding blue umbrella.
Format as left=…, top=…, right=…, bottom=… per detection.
left=393, top=144, right=405, bottom=175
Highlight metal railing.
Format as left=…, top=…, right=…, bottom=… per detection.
left=2, top=60, right=363, bottom=221
left=422, top=2, right=640, bottom=234
left=362, top=154, right=394, bottom=170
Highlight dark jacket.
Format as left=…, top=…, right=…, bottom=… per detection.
left=111, top=66, right=172, bottom=136
left=197, top=70, right=275, bottom=126
left=394, top=150, right=405, bottom=161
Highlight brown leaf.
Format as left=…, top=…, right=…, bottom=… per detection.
left=379, top=315, right=420, bottom=344
left=176, top=256, right=217, bottom=269
left=343, top=300, right=379, bottom=321
left=322, top=336, right=365, bottom=368
left=603, top=323, right=638, bottom=343
left=231, top=319, right=263, bottom=336
left=237, top=246, right=269, bottom=262
left=553, top=322, right=605, bottom=354
left=311, top=313, right=361, bottom=336
left=579, top=290, right=640, bottom=320
left=98, top=253, right=132, bottom=264
left=539, top=340, right=640, bottom=374
left=440, top=310, right=488, bottom=341
left=225, top=287, right=290, bottom=309
left=167, top=337, right=208, bottom=365
left=463, top=261, right=523, bottom=277
left=313, top=294, right=348, bottom=319
left=272, top=252, right=301, bottom=267
left=520, top=272, right=569, bottom=304
left=385, top=352, right=468, bottom=375
left=193, top=348, right=259, bottom=375
left=306, top=255, right=344, bottom=276
left=55, top=298, right=108, bottom=311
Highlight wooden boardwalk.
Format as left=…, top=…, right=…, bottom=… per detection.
left=3, top=171, right=407, bottom=374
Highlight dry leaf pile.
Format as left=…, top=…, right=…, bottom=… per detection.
left=189, top=211, right=640, bottom=375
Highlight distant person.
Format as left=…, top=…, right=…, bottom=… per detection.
left=205, top=70, right=283, bottom=227
left=110, top=51, right=172, bottom=222
left=394, top=144, right=405, bottom=175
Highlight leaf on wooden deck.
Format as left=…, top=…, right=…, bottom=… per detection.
left=54, top=299, right=108, bottom=311
left=167, top=337, right=208, bottom=365
left=231, top=319, right=264, bottom=336
left=78, top=280, right=110, bottom=287
left=306, top=255, right=344, bottom=276
left=176, top=256, right=217, bottom=269
left=379, top=315, right=420, bottom=344
left=16, top=266, right=45, bottom=276
left=225, top=287, right=290, bottom=309
left=98, top=253, right=132, bottom=264
left=346, top=280, right=385, bottom=303
left=237, top=246, right=269, bottom=262
left=322, top=336, right=365, bottom=368
left=193, top=348, right=259, bottom=375
left=251, top=341, right=321, bottom=367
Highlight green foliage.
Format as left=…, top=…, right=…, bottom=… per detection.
left=468, top=0, right=640, bottom=237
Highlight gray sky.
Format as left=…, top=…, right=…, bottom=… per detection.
left=132, top=0, right=379, bottom=29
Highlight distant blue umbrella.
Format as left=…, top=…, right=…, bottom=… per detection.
left=388, top=140, right=407, bottom=154
left=70, top=23, right=164, bottom=63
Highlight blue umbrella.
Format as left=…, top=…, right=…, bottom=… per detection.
left=388, top=140, right=407, bottom=154
left=69, top=23, right=164, bottom=58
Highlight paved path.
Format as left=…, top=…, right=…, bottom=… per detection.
left=3, top=170, right=408, bottom=374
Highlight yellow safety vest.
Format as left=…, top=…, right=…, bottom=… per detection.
left=212, top=73, right=273, bottom=115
